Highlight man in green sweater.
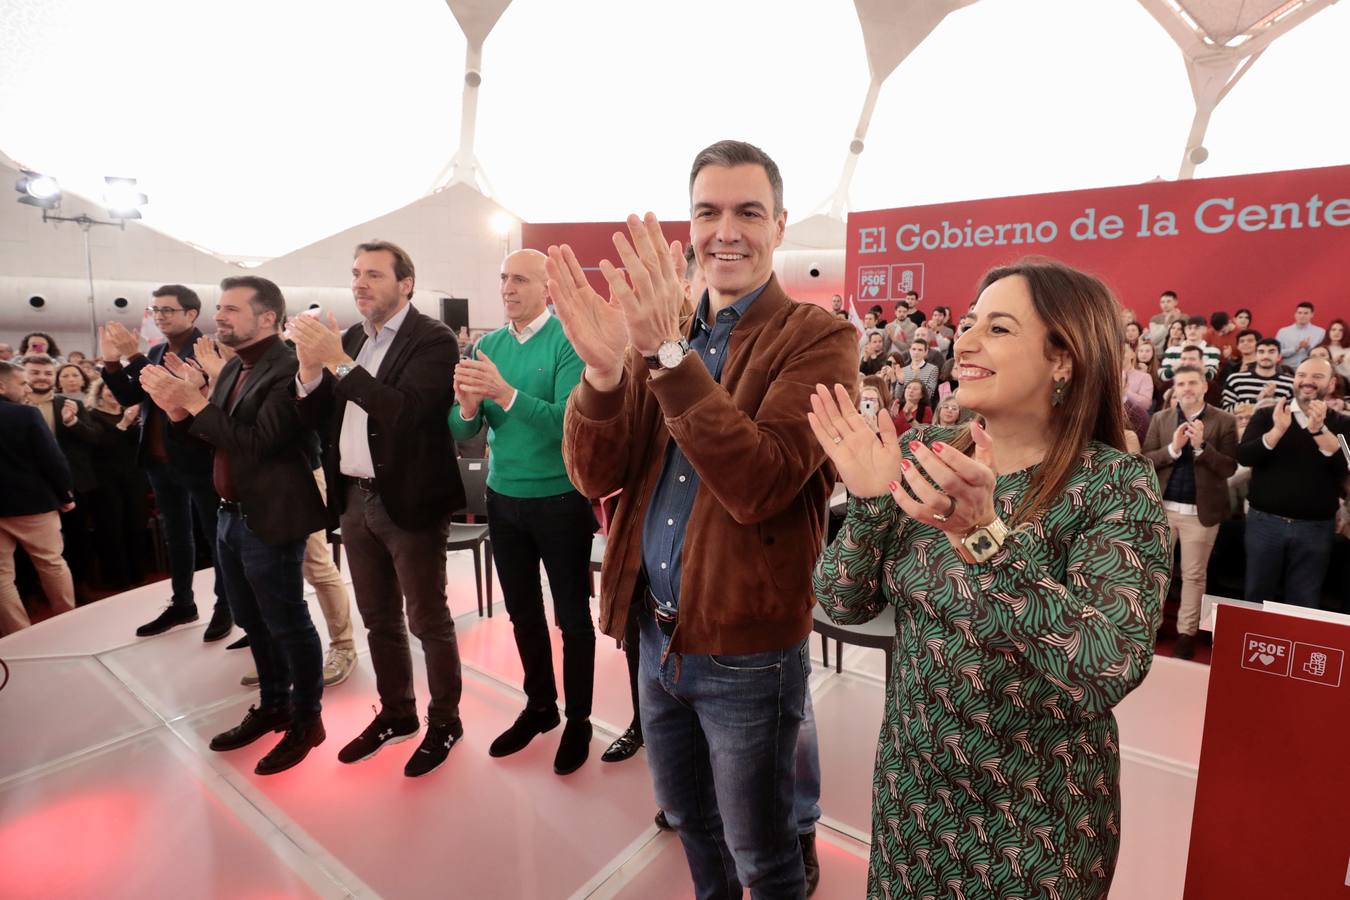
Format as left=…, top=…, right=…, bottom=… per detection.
left=449, top=248, right=596, bottom=775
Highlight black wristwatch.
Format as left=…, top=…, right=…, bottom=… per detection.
left=1309, top=428, right=1326, bottom=436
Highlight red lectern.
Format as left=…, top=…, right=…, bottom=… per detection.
left=1185, top=604, right=1350, bottom=899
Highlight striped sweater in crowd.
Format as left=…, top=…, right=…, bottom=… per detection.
left=1221, top=368, right=1294, bottom=410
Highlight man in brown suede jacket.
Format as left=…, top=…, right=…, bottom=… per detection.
left=548, top=140, right=857, bottom=900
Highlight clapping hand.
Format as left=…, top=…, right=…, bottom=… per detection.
left=193, top=336, right=235, bottom=382
left=1188, top=418, right=1205, bottom=450
left=808, top=383, right=901, bottom=498
left=139, top=364, right=207, bottom=418
left=163, top=353, right=206, bottom=393
left=892, top=422, right=998, bottom=543
left=60, top=399, right=77, bottom=426
left=120, top=404, right=141, bottom=428
left=454, top=350, right=511, bottom=411
left=289, top=312, right=348, bottom=382
left=547, top=214, right=687, bottom=391
left=1305, top=399, right=1328, bottom=434
left=100, top=322, right=140, bottom=361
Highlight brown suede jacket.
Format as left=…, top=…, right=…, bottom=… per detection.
left=563, top=274, right=859, bottom=655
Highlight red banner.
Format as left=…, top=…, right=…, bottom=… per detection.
left=845, top=165, right=1350, bottom=330
left=1184, top=604, right=1350, bottom=899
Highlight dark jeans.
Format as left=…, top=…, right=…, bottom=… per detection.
left=624, top=606, right=821, bottom=835
left=216, top=508, right=322, bottom=718
left=145, top=461, right=226, bottom=615
left=340, top=482, right=462, bottom=726
left=487, top=488, right=596, bottom=720
left=639, top=610, right=808, bottom=900
left=1244, top=508, right=1335, bottom=607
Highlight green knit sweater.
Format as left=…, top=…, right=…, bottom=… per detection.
left=448, top=315, right=585, bottom=498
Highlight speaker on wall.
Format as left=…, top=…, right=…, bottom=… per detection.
left=440, top=297, right=469, bottom=332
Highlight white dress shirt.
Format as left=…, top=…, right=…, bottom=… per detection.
left=297, top=302, right=412, bottom=478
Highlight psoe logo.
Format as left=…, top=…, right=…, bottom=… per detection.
left=857, top=266, right=889, bottom=301
left=1241, top=632, right=1292, bottom=677
left=890, top=263, right=925, bottom=299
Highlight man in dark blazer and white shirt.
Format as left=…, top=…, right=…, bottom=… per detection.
left=140, top=276, right=329, bottom=775
left=1143, top=363, right=1238, bottom=659
left=293, top=240, right=467, bottom=778
left=0, top=361, right=76, bottom=633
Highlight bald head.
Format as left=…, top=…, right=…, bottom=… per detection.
left=500, top=249, right=550, bottom=327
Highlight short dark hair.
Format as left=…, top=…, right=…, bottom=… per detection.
left=1236, top=328, right=1261, bottom=344
left=868, top=304, right=883, bottom=316
left=152, top=284, right=202, bottom=314
left=933, top=305, right=950, bottom=317
left=1256, top=337, right=1282, bottom=352
left=1210, top=311, right=1229, bottom=330
left=0, top=360, right=21, bottom=382
left=1173, top=364, right=1206, bottom=381
left=688, top=140, right=784, bottom=217
left=1235, top=307, right=1252, bottom=319
left=1160, top=290, right=1177, bottom=300
left=910, top=337, right=929, bottom=349
left=220, top=276, right=286, bottom=328
left=1186, top=315, right=1206, bottom=328
left=905, top=290, right=919, bottom=301
left=1180, top=344, right=1203, bottom=356
left=1296, top=301, right=1314, bottom=311
left=354, top=240, right=416, bottom=300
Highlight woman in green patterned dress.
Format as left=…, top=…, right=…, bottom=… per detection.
left=808, top=261, right=1169, bottom=900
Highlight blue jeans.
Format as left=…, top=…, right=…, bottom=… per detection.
left=216, top=509, right=322, bottom=719
left=1244, top=507, right=1334, bottom=608
left=795, top=689, right=821, bottom=836
left=145, top=462, right=226, bottom=615
left=638, top=610, right=808, bottom=900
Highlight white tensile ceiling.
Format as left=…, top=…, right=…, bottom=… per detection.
left=0, top=0, right=1345, bottom=263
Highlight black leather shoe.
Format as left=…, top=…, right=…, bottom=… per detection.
left=654, top=810, right=672, bottom=831
left=553, top=718, right=592, bottom=775
left=1174, top=633, right=1197, bottom=660
left=489, top=706, right=560, bottom=758
left=255, top=718, right=326, bottom=775
left=136, top=604, right=198, bottom=637
left=209, top=705, right=291, bottom=752
left=338, top=708, right=421, bottom=764
left=404, top=718, right=464, bottom=778
left=203, top=606, right=234, bottom=642
left=601, top=725, right=643, bottom=763
left=801, top=830, right=821, bottom=897
left=225, top=635, right=251, bottom=650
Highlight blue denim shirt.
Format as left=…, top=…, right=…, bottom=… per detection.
left=641, top=282, right=768, bottom=613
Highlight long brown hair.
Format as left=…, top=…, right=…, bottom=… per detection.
left=950, top=259, right=1127, bottom=526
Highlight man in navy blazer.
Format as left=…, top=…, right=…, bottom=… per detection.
left=140, top=277, right=329, bottom=775
left=101, top=285, right=232, bottom=641
left=0, top=362, right=76, bottom=634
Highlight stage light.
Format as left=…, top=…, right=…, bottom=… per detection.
left=103, top=177, right=147, bottom=219
left=490, top=211, right=516, bottom=236
left=15, top=171, right=61, bottom=209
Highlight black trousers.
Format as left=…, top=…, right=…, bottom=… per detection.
left=340, top=482, right=463, bottom=726
left=487, top=488, right=597, bottom=721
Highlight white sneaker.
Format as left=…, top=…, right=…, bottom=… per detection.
left=323, top=646, right=357, bottom=687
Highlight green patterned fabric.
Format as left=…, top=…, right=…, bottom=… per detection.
left=813, top=426, right=1169, bottom=900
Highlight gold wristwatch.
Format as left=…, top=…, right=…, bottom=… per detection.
left=956, top=515, right=1010, bottom=564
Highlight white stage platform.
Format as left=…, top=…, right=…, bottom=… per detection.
left=0, top=551, right=1208, bottom=899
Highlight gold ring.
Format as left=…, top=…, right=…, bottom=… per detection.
left=831, top=435, right=842, bottom=445
left=931, top=494, right=958, bottom=523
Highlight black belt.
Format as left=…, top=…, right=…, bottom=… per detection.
left=218, top=500, right=242, bottom=514
left=643, top=588, right=678, bottom=637
left=345, top=475, right=378, bottom=492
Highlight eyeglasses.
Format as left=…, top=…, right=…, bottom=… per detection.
left=148, top=307, right=184, bottom=316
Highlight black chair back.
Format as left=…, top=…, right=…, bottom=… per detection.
left=457, top=457, right=490, bottom=518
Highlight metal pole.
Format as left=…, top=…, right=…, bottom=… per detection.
left=82, top=222, right=98, bottom=354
